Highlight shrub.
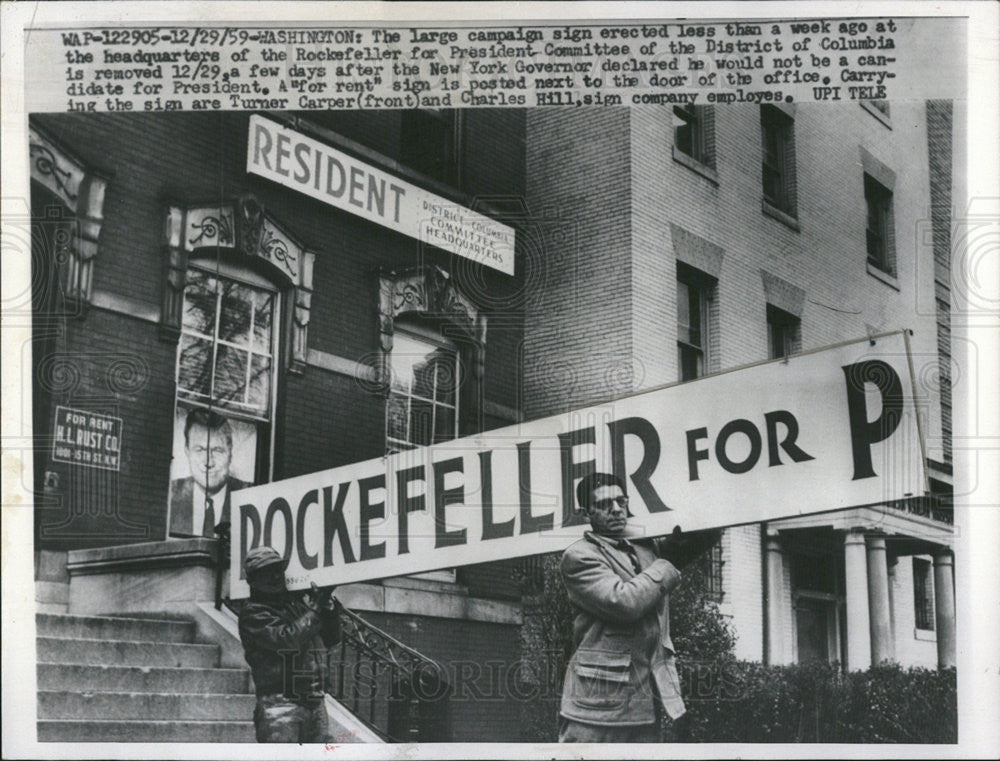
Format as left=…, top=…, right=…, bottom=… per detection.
left=680, top=661, right=957, bottom=743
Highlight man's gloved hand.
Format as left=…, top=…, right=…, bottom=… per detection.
left=657, top=526, right=723, bottom=570
left=302, top=582, right=337, bottom=613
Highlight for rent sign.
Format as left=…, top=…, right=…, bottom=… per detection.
left=230, top=332, right=926, bottom=598
left=52, top=406, right=123, bottom=471
left=246, top=114, right=516, bottom=275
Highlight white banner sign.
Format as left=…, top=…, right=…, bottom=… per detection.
left=246, top=114, right=515, bottom=275
left=230, top=332, right=926, bottom=598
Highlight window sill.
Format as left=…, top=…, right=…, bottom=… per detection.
left=861, top=101, right=893, bottom=129
left=761, top=200, right=800, bottom=232
left=914, top=627, right=936, bottom=642
left=672, top=147, right=719, bottom=185
left=867, top=261, right=900, bottom=290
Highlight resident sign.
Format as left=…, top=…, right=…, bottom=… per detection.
left=230, top=332, right=927, bottom=598
left=52, top=406, right=123, bottom=471
left=246, top=115, right=516, bottom=275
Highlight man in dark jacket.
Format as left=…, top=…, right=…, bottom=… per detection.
left=238, top=546, right=341, bottom=743
left=558, top=472, right=720, bottom=743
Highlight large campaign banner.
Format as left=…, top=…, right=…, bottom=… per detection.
left=230, top=331, right=926, bottom=598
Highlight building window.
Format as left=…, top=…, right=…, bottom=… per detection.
left=767, top=304, right=801, bottom=359
left=400, top=109, right=461, bottom=186
left=760, top=105, right=797, bottom=216
left=169, top=265, right=278, bottom=537
left=386, top=327, right=460, bottom=453
left=913, top=558, right=935, bottom=631
left=698, top=537, right=724, bottom=601
left=865, top=173, right=896, bottom=275
left=673, top=105, right=716, bottom=169
left=676, top=263, right=714, bottom=382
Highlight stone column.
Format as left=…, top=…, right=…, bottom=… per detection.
left=866, top=534, right=893, bottom=665
left=844, top=530, right=871, bottom=670
left=765, top=534, right=787, bottom=665
left=933, top=551, right=956, bottom=668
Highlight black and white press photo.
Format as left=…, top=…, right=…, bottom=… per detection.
left=1, top=2, right=997, bottom=759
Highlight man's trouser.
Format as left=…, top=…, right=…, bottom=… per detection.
left=254, top=693, right=330, bottom=743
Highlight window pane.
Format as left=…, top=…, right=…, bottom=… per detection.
left=213, top=345, right=249, bottom=406
left=763, top=166, right=782, bottom=203
left=253, top=292, right=274, bottom=353
left=391, top=333, right=431, bottom=395
left=412, top=355, right=437, bottom=400
left=248, top=355, right=271, bottom=414
left=434, top=352, right=458, bottom=407
left=674, top=106, right=694, bottom=157
left=434, top=405, right=456, bottom=444
left=177, top=334, right=213, bottom=397
left=182, top=271, right=217, bottom=336
left=409, top=398, right=434, bottom=447
left=387, top=394, right=409, bottom=442
left=218, top=281, right=254, bottom=347
left=677, top=281, right=692, bottom=344
left=678, top=344, right=703, bottom=382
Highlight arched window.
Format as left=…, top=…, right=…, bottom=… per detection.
left=162, top=197, right=314, bottom=538
left=378, top=265, right=486, bottom=452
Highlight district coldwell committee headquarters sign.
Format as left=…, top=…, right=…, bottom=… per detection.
left=230, top=332, right=926, bottom=598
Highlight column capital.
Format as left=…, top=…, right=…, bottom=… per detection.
left=933, top=549, right=954, bottom=566
left=865, top=533, right=888, bottom=550
left=844, top=529, right=868, bottom=546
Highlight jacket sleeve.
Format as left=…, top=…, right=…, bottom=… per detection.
left=239, top=603, right=322, bottom=651
left=560, top=547, right=681, bottom=623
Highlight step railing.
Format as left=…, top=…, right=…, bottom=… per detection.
left=213, top=524, right=450, bottom=742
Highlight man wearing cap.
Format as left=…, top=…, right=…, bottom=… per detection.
left=239, top=546, right=342, bottom=743
left=558, top=472, right=720, bottom=743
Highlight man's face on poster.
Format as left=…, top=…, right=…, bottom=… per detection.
left=185, top=423, right=232, bottom=494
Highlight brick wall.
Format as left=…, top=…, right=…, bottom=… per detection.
left=521, top=103, right=942, bottom=668
left=30, top=110, right=526, bottom=551
left=523, top=107, right=633, bottom=418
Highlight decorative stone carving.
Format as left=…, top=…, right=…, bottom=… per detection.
left=160, top=195, right=314, bottom=374
left=29, top=124, right=109, bottom=309
left=376, top=265, right=487, bottom=396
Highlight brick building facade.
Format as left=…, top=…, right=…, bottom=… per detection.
left=30, top=109, right=531, bottom=738
left=523, top=101, right=956, bottom=669
left=30, top=101, right=956, bottom=741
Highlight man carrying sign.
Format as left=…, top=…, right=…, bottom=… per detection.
left=558, top=473, right=719, bottom=743
left=238, top=546, right=342, bottom=743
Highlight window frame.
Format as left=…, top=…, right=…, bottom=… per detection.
left=760, top=105, right=798, bottom=220
left=699, top=537, right=725, bottom=602
left=766, top=303, right=801, bottom=360
left=400, top=109, right=463, bottom=187
left=913, top=557, right=936, bottom=632
left=676, top=263, right=714, bottom=382
left=175, top=260, right=282, bottom=484
left=864, top=172, right=896, bottom=276
left=385, top=323, right=462, bottom=454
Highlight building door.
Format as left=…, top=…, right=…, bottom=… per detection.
left=795, top=597, right=834, bottom=663
left=791, top=548, right=844, bottom=664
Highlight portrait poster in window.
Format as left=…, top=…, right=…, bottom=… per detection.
left=167, top=405, right=257, bottom=539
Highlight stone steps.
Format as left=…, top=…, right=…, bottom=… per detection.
left=36, top=612, right=254, bottom=743
left=37, top=636, right=220, bottom=669
left=38, top=691, right=256, bottom=721
left=38, top=720, right=255, bottom=743
left=37, top=663, right=249, bottom=694
left=36, top=612, right=195, bottom=643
